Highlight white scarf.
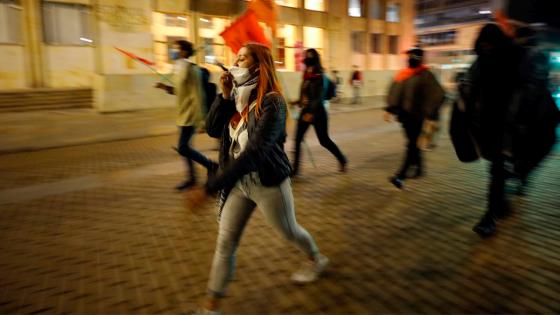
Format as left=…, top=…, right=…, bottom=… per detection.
left=230, top=66, right=258, bottom=113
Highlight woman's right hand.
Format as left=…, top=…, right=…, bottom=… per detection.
left=220, top=71, right=234, bottom=100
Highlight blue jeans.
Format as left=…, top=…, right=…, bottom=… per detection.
left=178, top=126, right=213, bottom=181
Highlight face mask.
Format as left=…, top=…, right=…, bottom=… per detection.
left=408, top=57, right=421, bottom=68
left=229, top=66, right=252, bottom=86
left=170, top=49, right=180, bottom=61
left=304, top=57, right=317, bottom=67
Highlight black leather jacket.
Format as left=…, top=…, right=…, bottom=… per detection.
left=206, top=92, right=292, bottom=192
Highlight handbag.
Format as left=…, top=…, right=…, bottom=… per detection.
left=449, top=99, right=479, bottom=162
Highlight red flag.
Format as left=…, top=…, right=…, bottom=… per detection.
left=220, top=10, right=271, bottom=54
left=114, top=47, right=155, bottom=66
left=248, top=0, right=277, bottom=35
left=495, top=10, right=515, bottom=37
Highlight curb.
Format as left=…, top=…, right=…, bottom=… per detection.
left=0, top=106, right=384, bottom=155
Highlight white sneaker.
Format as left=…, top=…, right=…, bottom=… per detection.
left=291, top=254, right=329, bottom=283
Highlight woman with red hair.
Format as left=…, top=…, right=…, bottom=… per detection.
left=201, top=44, right=328, bottom=313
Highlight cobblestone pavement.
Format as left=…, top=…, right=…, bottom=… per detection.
left=0, top=109, right=559, bottom=315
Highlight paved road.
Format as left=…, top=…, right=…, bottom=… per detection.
left=1, top=109, right=559, bottom=314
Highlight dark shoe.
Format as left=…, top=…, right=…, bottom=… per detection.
left=389, top=176, right=404, bottom=189
left=339, top=160, right=347, bottom=173
left=175, top=180, right=196, bottom=191
left=473, top=215, right=496, bottom=237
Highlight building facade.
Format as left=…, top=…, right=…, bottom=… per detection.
left=0, top=0, right=415, bottom=112
left=414, top=0, right=495, bottom=88
left=415, top=0, right=560, bottom=90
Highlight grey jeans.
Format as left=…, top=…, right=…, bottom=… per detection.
left=207, top=172, right=319, bottom=297
left=352, top=86, right=361, bottom=104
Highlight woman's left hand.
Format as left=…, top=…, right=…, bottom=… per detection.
left=205, top=173, right=223, bottom=194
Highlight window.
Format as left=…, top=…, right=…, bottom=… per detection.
left=165, top=14, right=188, bottom=27
left=351, top=32, right=365, bottom=53
left=369, top=33, right=382, bottom=54
left=275, top=0, right=298, bottom=7
left=388, top=35, right=399, bottom=54
left=305, top=0, right=325, bottom=11
left=418, top=30, right=456, bottom=46
left=277, top=24, right=297, bottom=70
left=199, top=16, right=231, bottom=67
left=417, top=0, right=438, bottom=12
left=348, top=0, right=364, bottom=17
left=152, top=12, right=191, bottom=71
left=369, top=0, right=382, bottom=19
left=0, top=0, right=22, bottom=44
left=386, top=3, right=400, bottom=22
left=42, top=1, right=93, bottom=45
left=303, top=26, right=323, bottom=51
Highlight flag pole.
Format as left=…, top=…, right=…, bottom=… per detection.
left=144, top=63, right=175, bottom=86
left=114, top=47, right=175, bottom=86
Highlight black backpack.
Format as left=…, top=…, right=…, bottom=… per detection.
left=323, top=75, right=336, bottom=101
left=200, top=67, right=217, bottom=114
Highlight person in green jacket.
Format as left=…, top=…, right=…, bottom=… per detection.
left=156, top=40, right=217, bottom=190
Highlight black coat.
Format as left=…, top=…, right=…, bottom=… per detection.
left=455, top=48, right=559, bottom=170
left=206, top=92, right=292, bottom=193
left=299, top=72, right=327, bottom=119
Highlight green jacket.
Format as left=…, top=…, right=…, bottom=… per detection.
left=386, top=69, right=445, bottom=121
left=173, top=59, right=205, bottom=127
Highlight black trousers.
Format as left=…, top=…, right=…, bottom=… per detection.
left=396, top=118, right=424, bottom=179
left=487, top=156, right=506, bottom=217
left=293, top=111, right=346, bottom=175
left=178, top=126, right=213, bottom=181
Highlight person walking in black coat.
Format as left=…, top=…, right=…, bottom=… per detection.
left=384, top=47, right=445, bottom=189
left=291, top=49, right=347, bottom=177
left=457, top=24, right=559, bottom=237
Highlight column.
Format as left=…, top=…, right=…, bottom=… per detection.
left=22, top=0, right=46, bottom=87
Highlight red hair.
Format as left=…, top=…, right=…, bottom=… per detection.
left=244, top=43, right=283, bottom=118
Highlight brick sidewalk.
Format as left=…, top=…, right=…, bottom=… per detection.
left=0, top=109, right=559, bottom=314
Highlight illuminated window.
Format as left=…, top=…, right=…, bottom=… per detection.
left=305, top=0, right=325, bottom=11
left=387, top=3, right=400, bottom=22
left=303, top=26, right=323, bottom=50
left=165, top=13, right=188, bottom=27
left=152, top=12, right=191, bottom=71
left=42, top=2, right=93, bottom=45
left=198, top=16, right=232, bottom=68
left=348, top=0, right=365, bottom=17
left=0, top=0, right=22, bottom=44
left=277, top=24, right=297, bottom=71
left=275, top=0, right=298, bottom=8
